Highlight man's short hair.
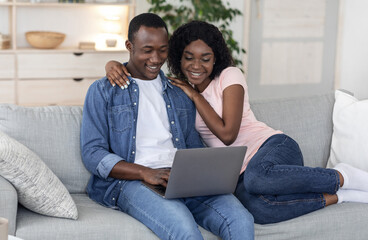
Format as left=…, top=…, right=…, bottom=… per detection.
left=128, top=13, right=168, bottom=42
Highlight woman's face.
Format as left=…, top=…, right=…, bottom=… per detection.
left=180, top=39, right=215, bottom=90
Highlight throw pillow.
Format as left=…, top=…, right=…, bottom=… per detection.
left=0, top=130, right=78, bottom=220
left=327, top=90, right=368, bottom=171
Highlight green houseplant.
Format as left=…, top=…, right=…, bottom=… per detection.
left=147, top=0, right=246, bottom=67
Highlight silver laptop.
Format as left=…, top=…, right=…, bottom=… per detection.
left=142, top=146, right=247, bottom=199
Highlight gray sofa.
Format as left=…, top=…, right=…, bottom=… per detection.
left=1, top=92, right=367, bottom=240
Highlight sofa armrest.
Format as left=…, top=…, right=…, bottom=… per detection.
left=0, top=176, right=18, bottom=235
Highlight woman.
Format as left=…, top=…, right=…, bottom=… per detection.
left=105, top=21, right=368, bottom=224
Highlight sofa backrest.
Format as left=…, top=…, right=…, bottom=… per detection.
left=250, top=92, right=335, bottom=168
left=0, top=104, right=90, bottom=194
left=0, top=92, right=335, bottom=194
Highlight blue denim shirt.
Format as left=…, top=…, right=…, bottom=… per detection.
left=81, top=69, right=204, bottom=207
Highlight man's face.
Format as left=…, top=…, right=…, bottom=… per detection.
left=126, top=26, right=168, bottom=80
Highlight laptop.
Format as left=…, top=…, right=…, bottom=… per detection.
left=142, top=146, right=247, bottom=199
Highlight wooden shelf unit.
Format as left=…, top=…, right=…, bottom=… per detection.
left=0, top=0, right=134, bottom=105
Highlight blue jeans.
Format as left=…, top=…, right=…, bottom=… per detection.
left=116, top=180, right=254, bottom=240
left=235, top=134, right=340, bottom=224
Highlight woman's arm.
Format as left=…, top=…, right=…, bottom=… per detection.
left=170, top=78, right=244, bottom=146
left=194, top=85, right=244, bottom=145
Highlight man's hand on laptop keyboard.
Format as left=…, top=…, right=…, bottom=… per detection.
left=142, top=168, right=170, bottom=187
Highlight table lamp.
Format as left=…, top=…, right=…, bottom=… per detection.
left=103, top=16, right=122, bottom=48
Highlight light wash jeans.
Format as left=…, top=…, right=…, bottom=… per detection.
left=117, top=180, right=254, bottom=240
left=235, top=134, right=340, bottom=224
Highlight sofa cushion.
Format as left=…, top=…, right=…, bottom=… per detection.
left=15, top=194, right=220, bottom=240
left=15, top=194, right=368, bottom=240
left=254, top=203, right=368, bottom=240
left=327, top=90, right=368, bottom=170
left=0, top=130, right=77, bottom=219
left=250, top=93, right=334, bottom=168
left=0, top=104, right=90, bottom=194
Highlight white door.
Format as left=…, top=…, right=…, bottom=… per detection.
left=246, top=0, right=340, bottom=100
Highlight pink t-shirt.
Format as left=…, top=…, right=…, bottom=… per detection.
left=195, top=67, right=282, bottom=173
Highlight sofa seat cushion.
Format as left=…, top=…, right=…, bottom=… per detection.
left=15, top=194, right=220, bottom=240
left=15, top=194, right=368, bottom=240
left=254, top=203, right=368, bottom=240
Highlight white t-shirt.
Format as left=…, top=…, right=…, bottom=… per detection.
left=133, top=75, right=177, bottom=169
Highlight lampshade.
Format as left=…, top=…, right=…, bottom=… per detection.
left=103, top=16, right=122, bottom=34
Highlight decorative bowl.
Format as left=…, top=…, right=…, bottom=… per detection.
left=25, top=31, right=66, bottom=49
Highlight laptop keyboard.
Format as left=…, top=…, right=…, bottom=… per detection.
left=153, top=185, right=166, bottom=195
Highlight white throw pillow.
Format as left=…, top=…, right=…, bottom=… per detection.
left=0, top=130, right=78, bottom=219
left=327, top=90, right=368, bottom=171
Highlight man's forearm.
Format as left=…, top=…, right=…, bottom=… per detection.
left=109, top=161, right=170, bottom=187
left=109, top=160, right=148, bottom=180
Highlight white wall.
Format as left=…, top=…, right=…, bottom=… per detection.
left=135, top=0, right=150, bottom=14
left=338, top=0, right=368, bottom=99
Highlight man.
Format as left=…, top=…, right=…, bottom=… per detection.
left=81, top=13, right=254, bottom=239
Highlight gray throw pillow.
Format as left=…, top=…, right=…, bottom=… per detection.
left=0, top=130, right=78, bottom=220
